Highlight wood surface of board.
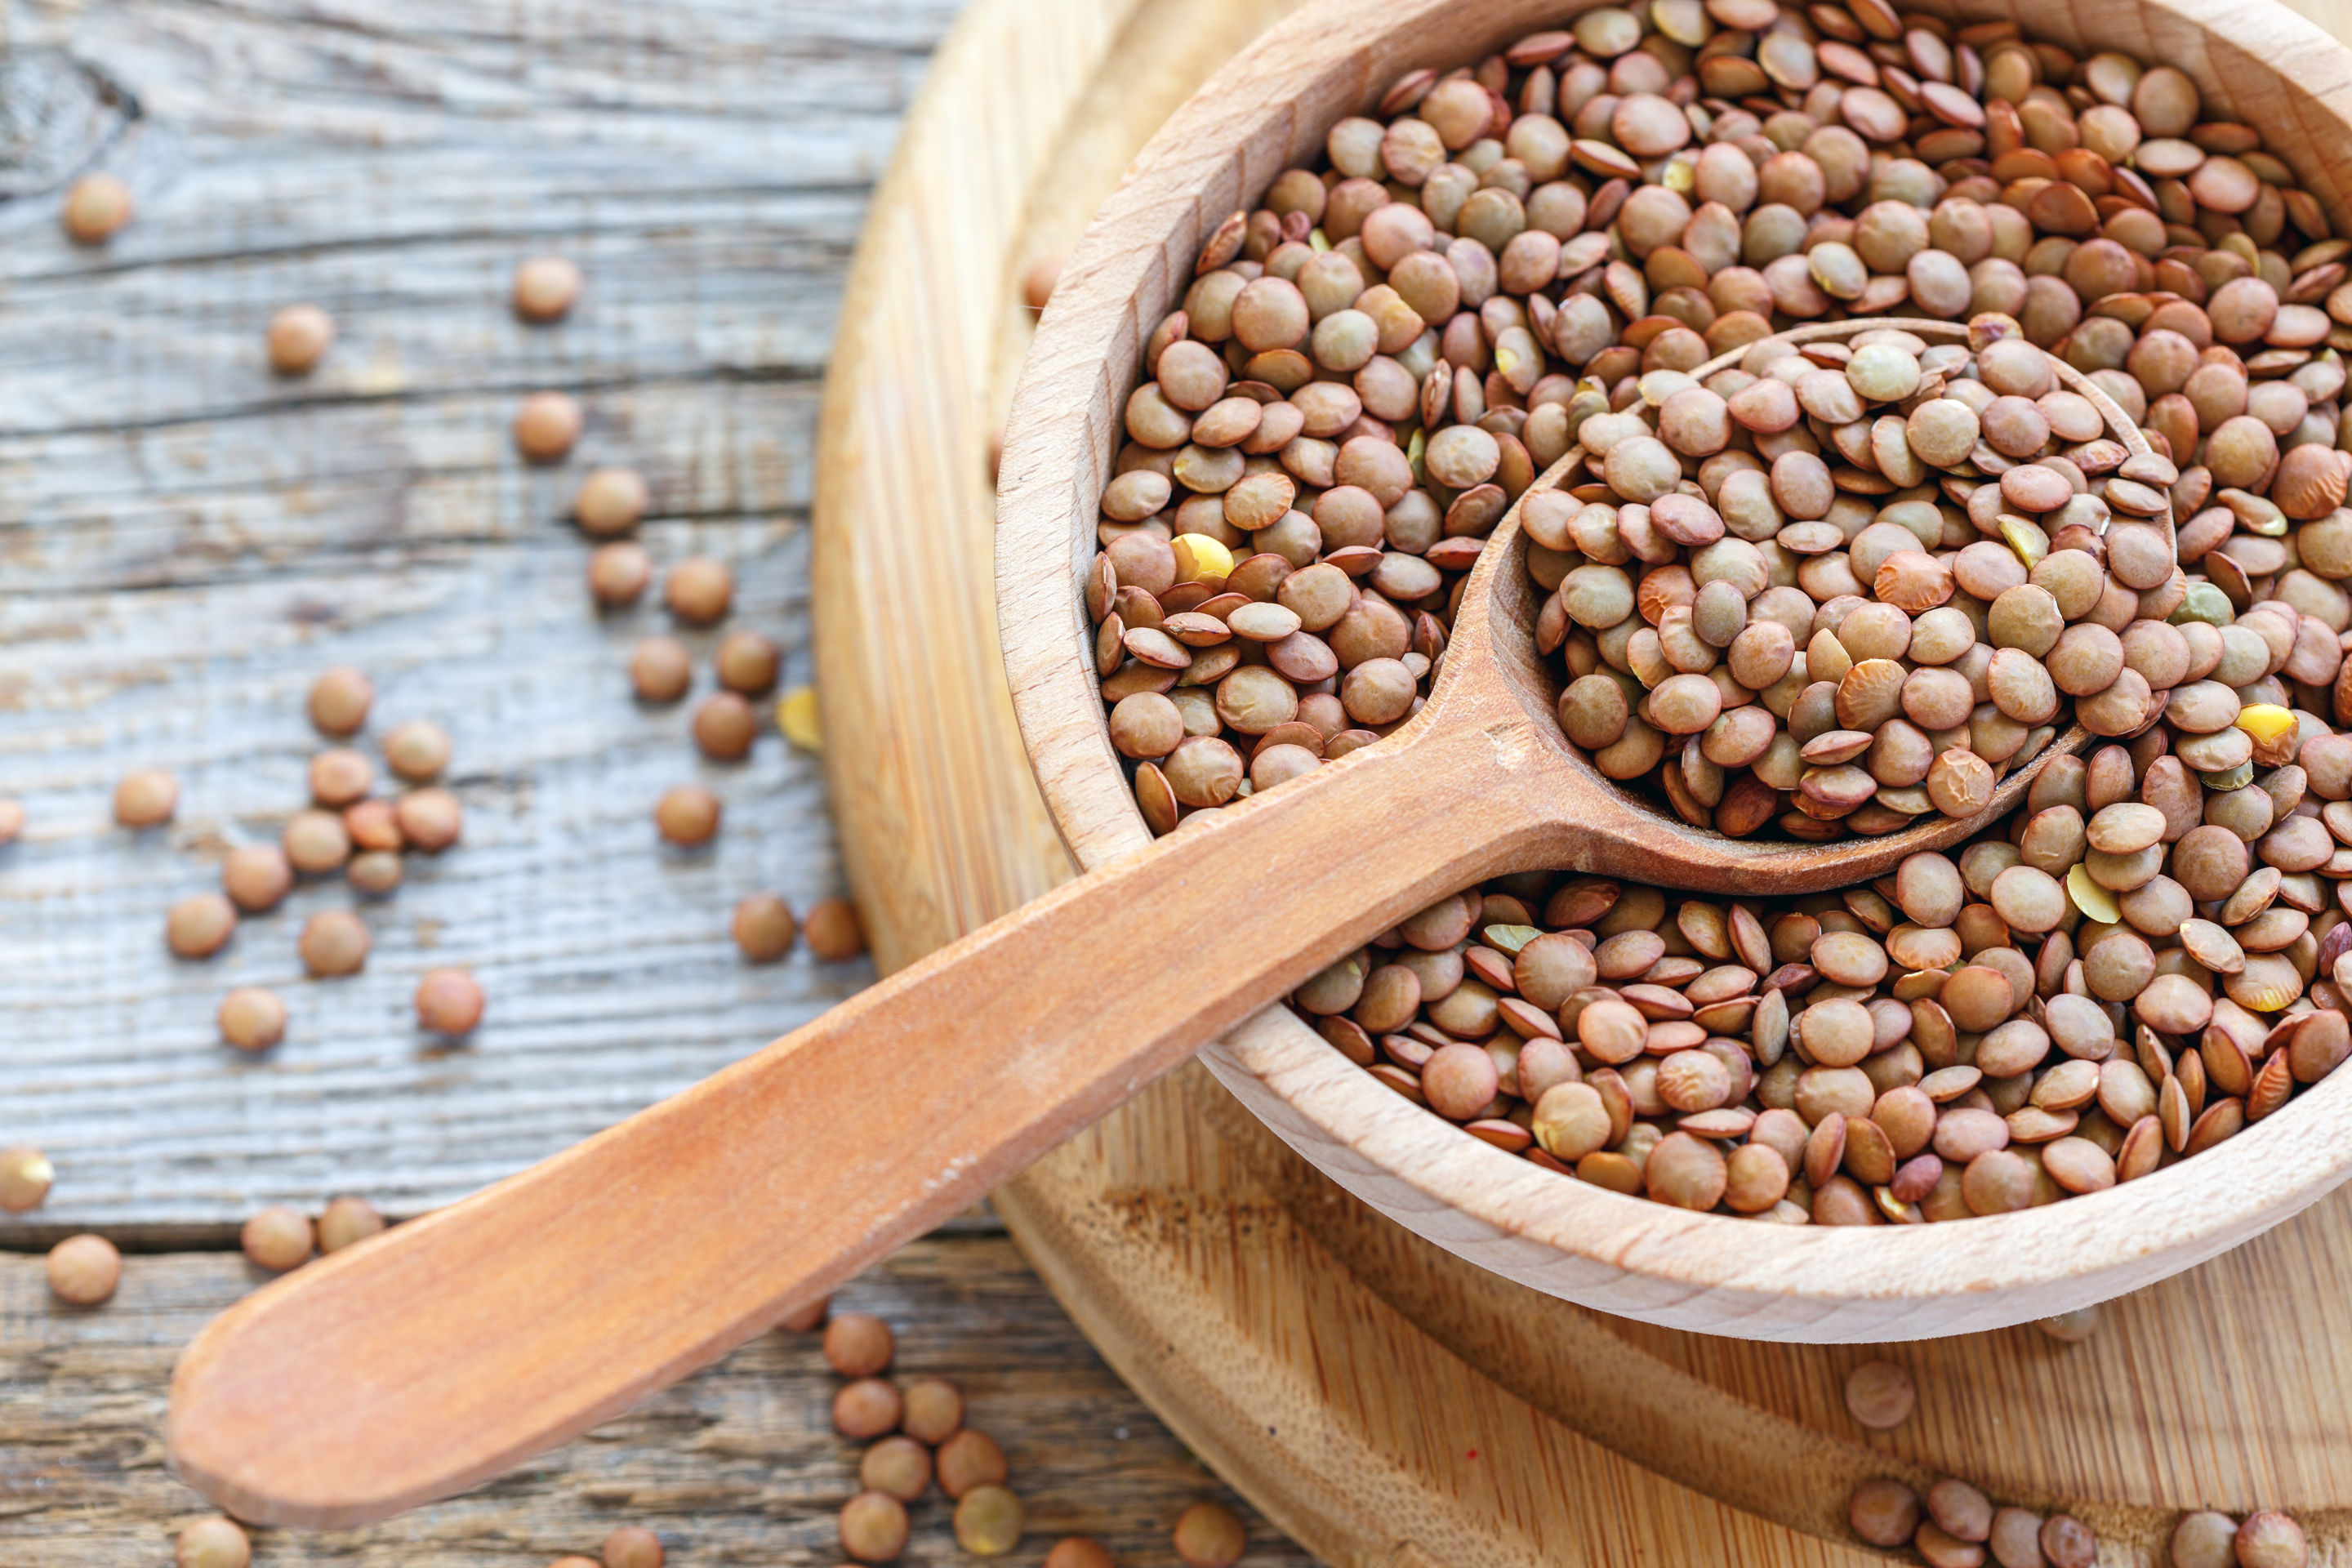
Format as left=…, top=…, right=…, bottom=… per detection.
left=0, top=0, right=952, bottom=1229
left=816, top=0, right=2352, bottom=1560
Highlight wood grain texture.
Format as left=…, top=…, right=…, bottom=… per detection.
left=822, top=0, right=2352, bottom=1560
left=0, top=0, right=981, bottom=1228
left=0, top=1233, right=1315, bottom=1568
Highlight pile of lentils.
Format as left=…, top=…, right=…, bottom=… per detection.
left=1541, top=318, right=2179, bottom=836
left=1081, top=0, right=2352, bottom=848
left=1295, top=657, right=2352, bottom=1219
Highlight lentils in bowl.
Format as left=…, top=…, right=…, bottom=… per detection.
left=1078, top=0, right=2351, bottom=845
left=1539, top=314, right=2180, bottom=840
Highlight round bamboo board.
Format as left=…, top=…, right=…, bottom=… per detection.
left=812, top=0, right=2352, bottom=1560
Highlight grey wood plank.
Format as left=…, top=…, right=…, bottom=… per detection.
left=0, top=0, right=968, bottom=1230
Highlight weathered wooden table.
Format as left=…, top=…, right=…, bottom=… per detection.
left=0, top=0, right=1307, bottom=1560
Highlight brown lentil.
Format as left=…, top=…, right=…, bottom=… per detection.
left=267, top=304, right=335, bottom=375
left=222, top=844, right=295, bottom=912
left=666, top=558, right=735, bottom=625
left=734, top=894, right=798, bottom=961
left=284, top=808, right=353, bottom=875
left=838, top=1491, right=910, bottom=1564
left=299, top=909, right=371, bottom=976
left=654, top=786, right=720, bottom=846
left=601, top=1527, right=663, bottom=1568
left=514, top=256, right=583, bottom=322
left=901, top=1377, right=964, bottom=1445
left=310, top=746, right=375, bottom=806
left=176, top=1516, right=252, bottom=1568
left=114, top=768, right=178, bottom=827
left=716, top=630, right=783, bottom=695
left=414, top=967, right=485, bottom=1035
left=61, top=172, right=132, bottom=243
left=218, top=987, right=288, bottom=1053
left=309, top=666, right=375, bottom=735
left=384, top=719, right=452, bottom=782
left=515, top=390, right=585, bottom=461
left=242, top=1205, right=316, bottom=1272
left=590, top=541, right=654, bottom=607
left=2235, top=1512, right=2310, bottom=1568
left=936, top=1428, right=1009, bottom=1499
left=805, top=897, right=868, bottom=962
left=833, top=1377, right=904, bottom=1439
left=0, top=1147, right=55, bottom=1213
left=694, top=692, right=760, bottom=760
left=861, top=1435, right=933, bottom=1502
left=1174, top=1502, right=1247, bottom=1568
left=823, top=1312, right=894, bottom=1377
left=318, top=1195, right=386, bottom=1254
left=1045, top=1540, right=1115, bottom=1568
left=954, top=1485, right=1027, bottom=1557
left=631, top=636, right=695, bottom=702
left=576, top=467, right=649, bottom=537
left=48, top=1233, right=121, bottom=1305
left=167, top=893, right=238, bottom=959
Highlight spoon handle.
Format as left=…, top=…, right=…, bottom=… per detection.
left=167, top=715, right=1547, bottom=1528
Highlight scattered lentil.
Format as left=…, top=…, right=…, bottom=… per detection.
left=861, top=1435, right=933, bottom=1502
left=284, top=808, right=353, bottom=875
left=0, top=1147, right=55, bottom=1212
left=824, top=1312, right=895, bottom=1377
left=47, top=1233, right=121, bottom=1305
left=694, top=692, right=760, bottom=760
left=576, top=467, right=649, bottom=537
left=955, top=1485, right=1026, bottom=1557
left=901, top=1377, right=964, bottom=1445
left=1045, top=1541, right=1115, bottom=1568
left=242, top=1205, right=316, bottom=1272
left=394, top=787, right=463, bottom=851
left=167, top=894, right=238, bottom=959
left=61, top=173, right=131, bottom=243
left=666, top=557, right=735, bottom=625
left=267, top=305, right=336, bottom=375
left=218, top=987, right=288, bottom=1053
left=602, top=1526, right=665, bottom=1568
left=716, top=630, right=783, bottom=695
left=175, top=1517, right=252, bottom=1568
left=655, top=786, right=722, bottom=846
left=0, top=798, right=22, bottom=844
left=805, top=897, right=867, bottom=962
left=839, top=1490, right=911, bottom=1564
left=1173, top=1501, right=1247, bottom=1568
left=834, top=1376, right=905, bottom=1439
left=590, top=541, right=654, bottom=607
left=114, top=768, right=178, bottom=827
left=310, top=667, right=375, bottom=735
left=384, top=719, right=452, bottom=783
left=2235, top=1512, right=2310, bottom=1568
left=414, top=968, right=485, bottom=1035
left=222, top=844, right=294, bottom=912
left=310, top=746, right=375, bottom=806
left=631, top=636, right=694, bottom=703
left=318, top=1195, right=386, bottom=1253
left=515, top=390, right=584, bottom=462
left=936, top=1429, right=1008, bottom=1499
left=299, top=909, right=371, bottom=977
left=734, top=894, right=798, bottom=961
left=348, top=849, right=403, bottom=894
left=514, top=256, right=583, bottom=322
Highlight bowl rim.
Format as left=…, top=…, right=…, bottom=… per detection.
left=994, top=0, right=2352, bottom=1328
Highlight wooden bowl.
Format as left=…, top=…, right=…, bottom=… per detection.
left=997, top=0, right=2352, bottom=1339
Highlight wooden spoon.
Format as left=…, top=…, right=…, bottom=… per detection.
left=165, top=318, right=2120, bottom=1526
